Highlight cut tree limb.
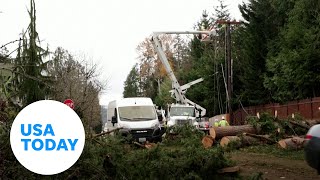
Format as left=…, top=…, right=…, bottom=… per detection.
left=243, top=133, right=276, bottom=144
left=217, top=166, right=240, bottom=173
left=278, top=137, right=307, bottom=150
left=209, top=125, right=257, bottom=140
left=220, top=135, right=260, bottom=148
left=93, top=127, right=123, bottom=138
left=288, top=120, right=310, bottom=130
left=202, top=135, right=215, bottom=149
left=133, top=142, right=146, bottom=148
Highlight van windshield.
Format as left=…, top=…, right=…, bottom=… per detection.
left=118, top=106, right=157, bottom=121
left=170, top=107, right=195, bottom=117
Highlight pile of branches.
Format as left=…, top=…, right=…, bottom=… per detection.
left=246, top=112, right=309, bottom=140
left=1, top=124, right=239, bottom=179
left=204, top=112, right=313, bottom=151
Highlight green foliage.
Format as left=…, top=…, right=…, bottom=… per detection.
left=264, top=0, right=320, bottom=102
left=234, top=0, right=286, bottom=106
left=154, top=77, right=174, bottom=109
left=0, top=108, right=37, bottom=179
left=248, top=172, right=264, bottom=180
left=123, top=64, right=141, bottom=98
left=1, top=123, right=238, bottom=179
left=13, top=0, right=50, bottom=107
left=234, top=0, right=319, bottom=105
left=162, top=124, right=205, bottom=147
left=223, top=139, right=243, bottom=152
left=246, top=112, right=308, bottom=141
left=246, top=113, right=281, bottom=136
left=183, top=6, right=230, bottom=116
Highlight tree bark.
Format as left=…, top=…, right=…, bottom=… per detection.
left=202, top=135, right=215, bottom=149
left=209, top=125, right=257, bottom=140
left=220, top=135, right=260, bottom=148
left=288, top=120, right=310, bottom=130
left=305, top=119, right=320, bottom=126
left=243, top=133, right=276, bottom=144
left=278, top=137, right=308, bottom=150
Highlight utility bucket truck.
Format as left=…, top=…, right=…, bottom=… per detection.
left=150, top=29, right=216, bottom=129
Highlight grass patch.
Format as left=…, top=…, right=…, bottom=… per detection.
left=235, top=144, right=304, bottom=160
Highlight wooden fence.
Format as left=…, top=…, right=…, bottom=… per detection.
left=233, top=97, right=320, bottom=125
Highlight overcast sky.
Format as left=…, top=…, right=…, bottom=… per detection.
left=0, top=0, right=246, bottom=105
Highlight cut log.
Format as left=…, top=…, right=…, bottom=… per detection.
left=243, top=133, right=276, bottom=144
left=202, top=135, right=215, bottom=149
left=220, top=135, right=260, bottom=148
left=278, top=137, right=308, bottom=150
left=220, top=136, right=240, bottom=148
left=217, top=166, right=240, bottom=173
left=209, top=125, right=257, bottom=140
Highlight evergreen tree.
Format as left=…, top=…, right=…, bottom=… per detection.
left=182, top=3, right=231, bottom=117
left=234, top=0, right=293, bottom=105
left=264, top=0, right=320, bottom=102
left=123, top=64, right=140, bottom=98
left=14, top=0, right=49, bottom=107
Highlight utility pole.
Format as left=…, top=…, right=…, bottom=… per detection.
left=216, top=20, right=241, bottom=125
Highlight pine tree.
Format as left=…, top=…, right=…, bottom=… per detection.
left=14, top=0, right=49, bottom=107
left=264, top=0, right=320, bottom=102
left=123, top=64, right=140, bottom=98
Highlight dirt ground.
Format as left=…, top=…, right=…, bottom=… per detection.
left=229, top=151, right=319, bottom=180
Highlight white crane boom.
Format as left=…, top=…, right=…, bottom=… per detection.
left=150, top=30, right=216, bottom=117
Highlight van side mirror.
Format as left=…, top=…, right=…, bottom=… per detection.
left=111, top=116, right=117, bottom=126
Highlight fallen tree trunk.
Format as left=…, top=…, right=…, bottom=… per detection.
left=243, top=133, right=276, bottom=144
left=209, top=125, right=257, bottom=140
left=305, top=119, right=320, bottom=126
left=278, top=137, right=308, bottom=150
left=202, top=135, right=215, bottom=149
left=288, top=120, right=310, bottom=130
left=220, top=135, right=260, bottom=148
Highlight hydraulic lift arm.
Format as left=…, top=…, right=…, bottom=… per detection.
left=150, top=30, right=216, bottom=117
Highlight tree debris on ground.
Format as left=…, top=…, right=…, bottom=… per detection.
left=207, top=112, right=312, bottom=151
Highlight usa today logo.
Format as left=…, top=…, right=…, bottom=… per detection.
left=10, top=100, right=85, bottom=175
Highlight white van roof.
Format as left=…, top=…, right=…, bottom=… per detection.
left=117, top=97, right=154, bottom=107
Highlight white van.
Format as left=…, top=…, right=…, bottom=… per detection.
left=103, top=97, right=161, bottom=142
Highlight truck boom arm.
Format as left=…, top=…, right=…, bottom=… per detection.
left=151, top=33, right=186, bottom=103
left=151, top=30, right=216, bottom=116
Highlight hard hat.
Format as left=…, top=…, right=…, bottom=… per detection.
left=222, top=116, right=225, bottom=119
